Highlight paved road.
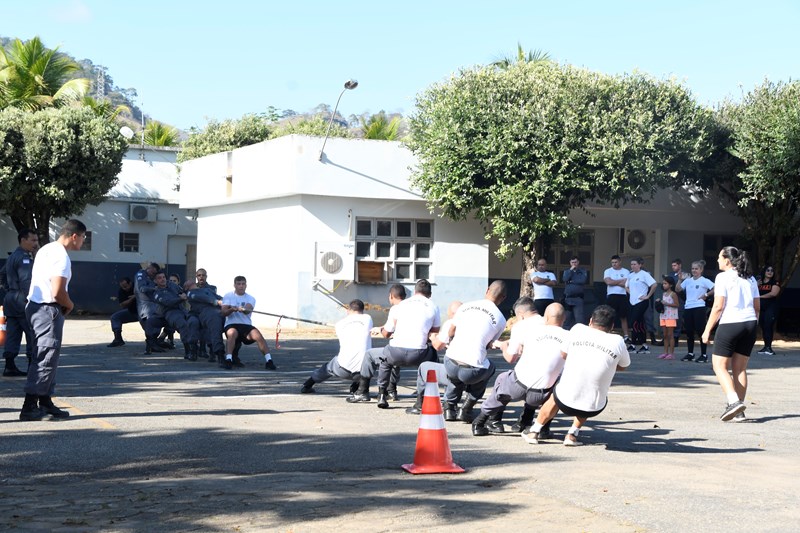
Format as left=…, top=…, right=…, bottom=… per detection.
left=1, top=318, right=799, bottom=532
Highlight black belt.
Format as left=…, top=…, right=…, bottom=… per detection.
left=30, top=301, right=59, bottom=307
left=517, top=380, right=552, bottom=394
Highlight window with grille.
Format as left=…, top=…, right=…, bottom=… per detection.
left=119, top=232, right=140, bottom=253
left=552, top=230, right=594, bottom=285
left=355, top=218, right=433, bottom=282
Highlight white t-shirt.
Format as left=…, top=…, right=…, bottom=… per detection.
left=555, top=323, right=631, bottom=412
left=509, top=322, right=567, bottom=389
left=435, top=318, right=456, bottom=347
left=626, top=270, right=656, bottom=305
left=335, top=312, right=373, bottom=373
left=682, top=276, right=715, bottom=310
left=715, top=270, right=759, bottom=324
left=530, top=271, right=556, bottom=300
left=446, top=299, right=507, bottom=369
left=384, top=294, right=441, bottom=349
left=27, top=241, right=71, bottom=304
left=223, top=291, right=256, bottom=327
left=604, top=267, right=630, bottom=296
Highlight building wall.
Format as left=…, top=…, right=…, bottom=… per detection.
left=194, top=194, right=489, bottom=328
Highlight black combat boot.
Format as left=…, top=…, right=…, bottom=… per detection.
left=300, top=378, right=316, bottom=394
left=106, top=330, right=125, bottom=348
left=471, top=412, right=490, bottom=436
left=405, top=395, right=423, bottom=415
left=346, top=377, right=371, bottom=403
left=19, top=394, right=44, bottom=422
left=457, top=397, right=478, bottom=423
left=3, top=356, right=27, bottom=377
left=38, top=395, right=70, bottom=419
left=376, top=387, right=389, bottom=409
left=444, top=401, right=458, bottom=421
left=511, top=405, right=536, bottom=432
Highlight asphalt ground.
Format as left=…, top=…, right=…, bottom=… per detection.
left=1, top=318, right=799, bottom=532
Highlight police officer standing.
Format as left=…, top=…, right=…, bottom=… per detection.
left=2, top=228, right=39, bottom=377
left=19, top=219, right=86, bottom=421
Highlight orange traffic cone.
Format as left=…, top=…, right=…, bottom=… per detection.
left=0, top=306, right=6, bottom=346
left=401, top=369, right=465, bottom=474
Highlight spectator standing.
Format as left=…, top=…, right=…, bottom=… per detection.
left=756, top=266, right=780, bottom=355
left=626, top=257, right=657, bottom=354
left=530, top=258, right=557, bottom=316
left=562, top=256, right=588, bottom=330
left=677, top=260, right=715, bottom=362
left=2, top=228, right=39, bottom=376
left=603, top=254, right=631, bottom=344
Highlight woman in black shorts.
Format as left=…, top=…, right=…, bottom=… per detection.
left=702, top=246, right=760, bottom=421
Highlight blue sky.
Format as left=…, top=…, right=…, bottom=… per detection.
left=4, top=0, right=798, bottom=131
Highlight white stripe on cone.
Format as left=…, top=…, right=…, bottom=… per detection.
left=424, top=381, right=439, bottom=398
left=419, top=413, right=446, bottom=430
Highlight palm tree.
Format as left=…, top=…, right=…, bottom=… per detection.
left=143, top=120, right=180, bottom=146
left=80, top=96, right=131, bottom=120
left=360, top=112, right=401, bottom=140
left=0, top=36, right=89, bottom=110
left=491, top=43, right=551, bottom=69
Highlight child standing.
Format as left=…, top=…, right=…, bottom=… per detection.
left=657, top=276, right=679, bottom=359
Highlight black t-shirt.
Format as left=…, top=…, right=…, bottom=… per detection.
left=758, top=279, right=779, bottom=307
left=119, top=286, right=136, bottom=313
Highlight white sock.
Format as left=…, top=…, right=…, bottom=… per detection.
left=264, top=353, right=272, bottom=362
left=531, top=421, right=543, bottom=433
left=726, top=392, right=740, bottom=404
left=225, top=354, right=233, bottom=361
left=568, top=425, right=580, bottom=437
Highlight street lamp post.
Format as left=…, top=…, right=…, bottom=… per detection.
left=318, top=79, right=358, bottom=161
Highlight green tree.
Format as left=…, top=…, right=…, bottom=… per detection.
left=360, top=111, right=402, bottom=140
left=709, top=80, right=800, bottom=285
left=80, top=95, right=131, bottom=121
left=0, top=106, right=127, bottom=241
left=269, top=114, right=351, bottom=139
left=178, top=113, right=274, bottom=162
left=491, top=42, right=551, bottom=69
left=0, top=36, right=89, bottom=110
left=144, top=120, right=180, bottom=146
left=407, top=62, right=713, bottom=293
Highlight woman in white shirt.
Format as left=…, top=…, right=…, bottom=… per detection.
left=702, top=246, right=760, bottom=422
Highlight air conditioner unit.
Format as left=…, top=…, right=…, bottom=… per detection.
left=315, top=241, right=355, bottom=281
left=129, top=203, right=158, bottom=222
left=621, top=228, right=655, bottom=256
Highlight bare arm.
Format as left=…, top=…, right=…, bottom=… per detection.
left=51, top=276, right=73, bottom=315
left=702, top=295, right=726, bottom=344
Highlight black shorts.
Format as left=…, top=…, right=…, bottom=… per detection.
left=553, top=387, right=607, bottom=419
left=606, top=294, right=629, bottom=318
left=226, top=323, right=257, bottom=345
left=712, top=320, right=757, bottom=357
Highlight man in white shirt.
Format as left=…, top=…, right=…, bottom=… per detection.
left=405, top=300, right=462, bottom=415
left=530, top=258, right=557, bottom=316
left=626, top=257, right=657, bottom=353
left=20, top=219, right=86, bottom=421
left=442, top=280, right=508, bottom=423
left=473, top=299, right=564, bottom=436
left=603, top=254, right=631, bottom=343
left=352, top=279, right=441, bottom=409
left=300, top=299, right=372, bottom=394
left=523, top=305, right=631, bottom=446
left=220, top=276, right=275, bottom=370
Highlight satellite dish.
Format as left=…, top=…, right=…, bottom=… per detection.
left=119, top=126, right=135, bottom=140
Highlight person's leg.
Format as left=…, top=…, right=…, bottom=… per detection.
left=761, top=305, right=776, bottom=350
left=564, top=416, right=588, bottom=446
left=247, top=327, right=275, bottom=369
left=573, top=300, right=585, bottom=327
left=442, top=357, right=465, bottom=421
left=21, top=304, right=67, bottom=420
left=662, top=326, right=674, bottom=356
left=731, top=353, right=749, bottom=401
left=620, top=316, right=630, bottom=339
left=3, top=315, right=26, bottom=376
left=223, top=327, right=239, bottom=369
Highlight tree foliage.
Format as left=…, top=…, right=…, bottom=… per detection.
left=177, top=113, right=275, bottom=162
left=270, top=114, right=351, bottom=139
left=407, top=62, right=713, bottom=284
left=710, top=79, right=800, bottom=284
left=360, top=111, right=401, bottom=140
left=144, top=120, right=180, bottom=146
left=0, top=36, right=89, bottom=111
left=0, top=106, right=127, bottom=241
left=491, top=43, right=551, bottom=70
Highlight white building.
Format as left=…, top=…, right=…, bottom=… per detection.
left=0, top=145, right=197, bottom=313
left=178, top=134, right=748, bottom=328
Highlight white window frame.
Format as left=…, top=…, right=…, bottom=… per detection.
left=355, top=217, right=433, bottom=283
